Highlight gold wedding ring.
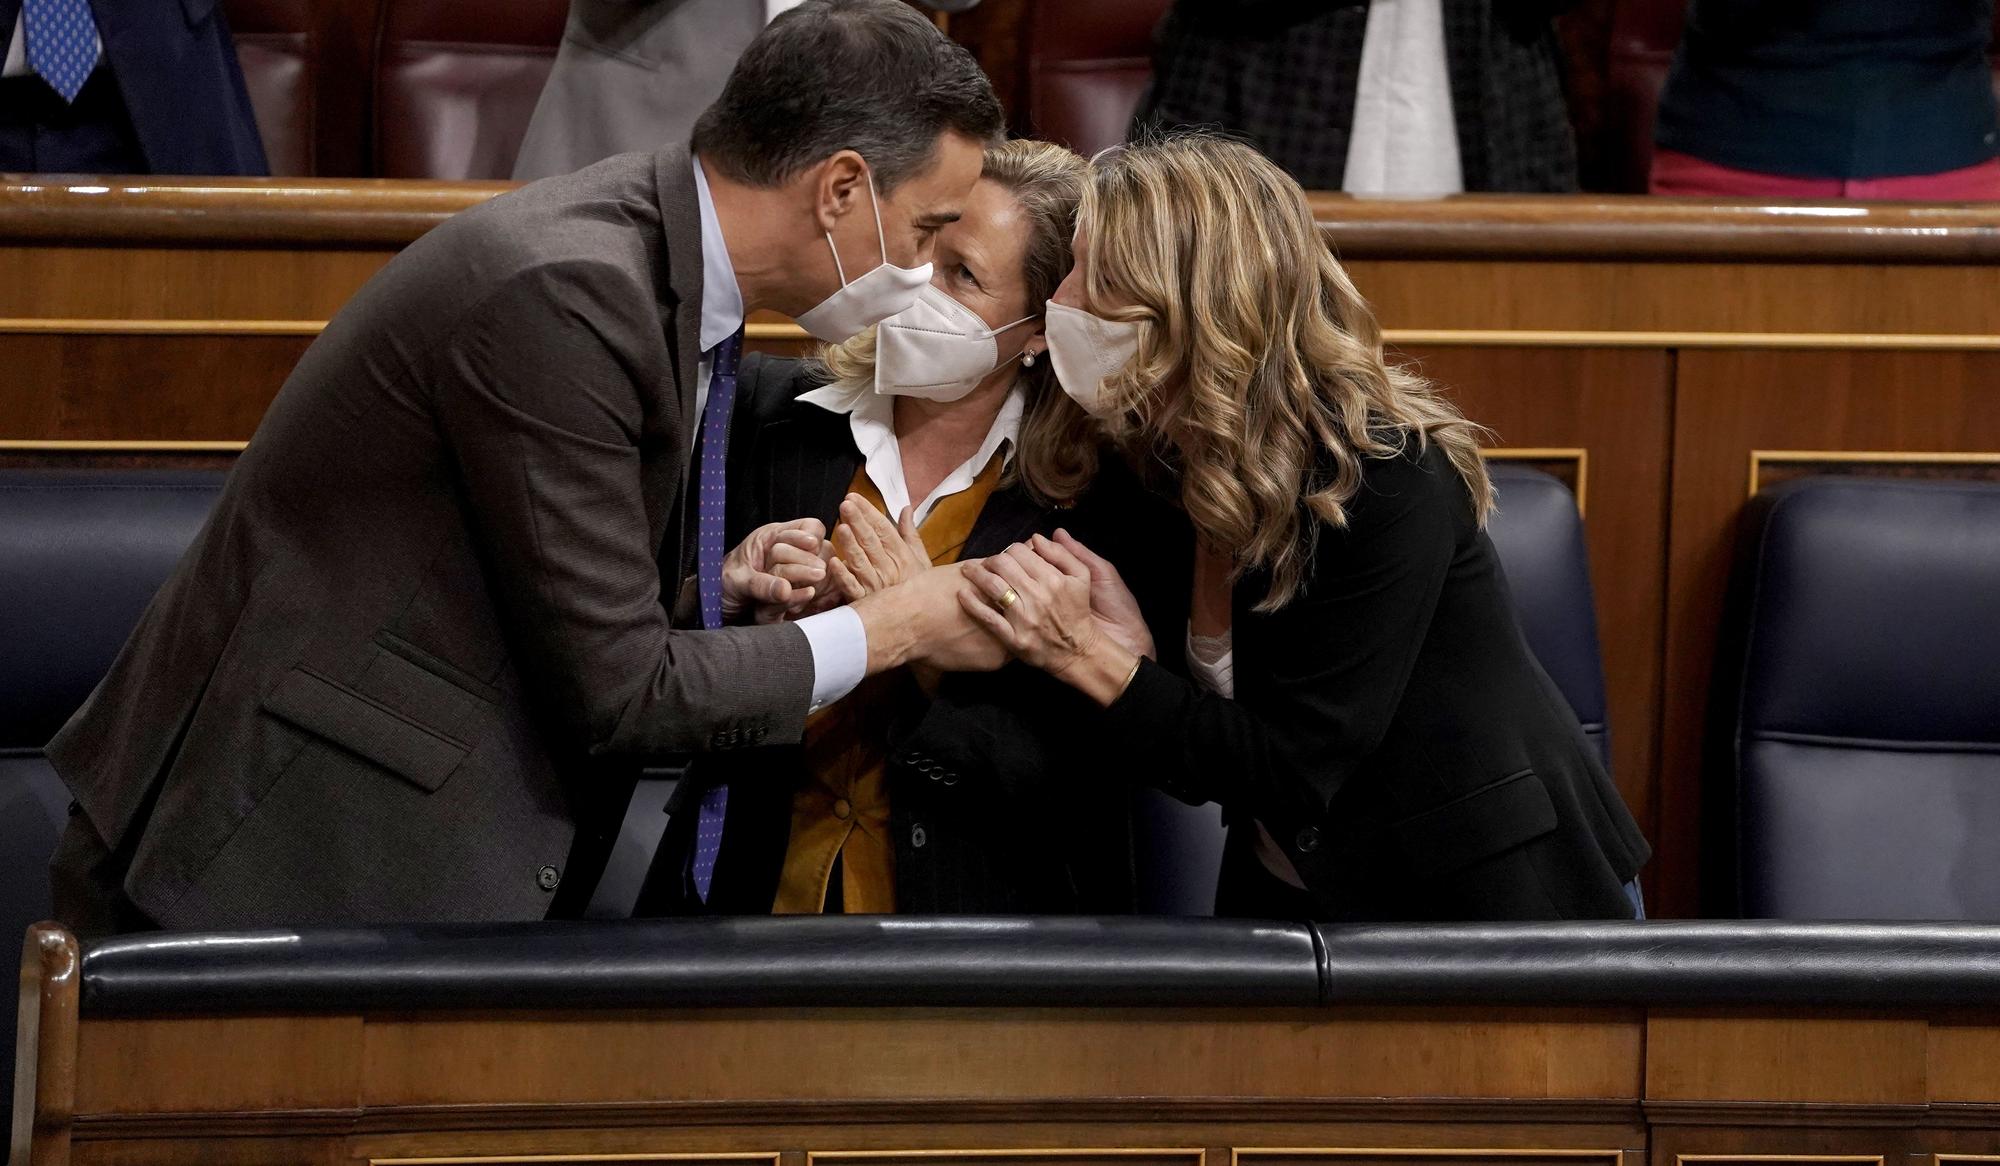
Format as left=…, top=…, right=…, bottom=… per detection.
left=998, top=587, right=1020, bottom=609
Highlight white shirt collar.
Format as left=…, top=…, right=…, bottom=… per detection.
left=798, top=380, right=1026, bottom=527
left=691, top=156, right=746, bottom=353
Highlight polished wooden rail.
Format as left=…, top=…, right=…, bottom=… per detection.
left=5, top=179, right=2000, bottom=917
left=4, top=178, right=1998, bottom=261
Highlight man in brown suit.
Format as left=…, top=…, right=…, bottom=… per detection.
left=45, top=0, right=1006, bottom=934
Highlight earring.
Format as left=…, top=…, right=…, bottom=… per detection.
left=1022, top=351, right=1037, bottom=368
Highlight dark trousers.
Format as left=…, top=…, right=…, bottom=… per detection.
left=0, top=70, right=147, bottom=173
left=48, top=808, right=156, bottom=940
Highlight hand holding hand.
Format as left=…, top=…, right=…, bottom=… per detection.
left=854, top=562, right=1009, bottom=674
left=720, top=518, right=827, bottom=624
left=957, top=536, right=1102, bottom=676
left=957, top=534, right=1146, bottom=706
left=1052, top=529, right=1155, bottom=661
left=829, top=495, right=931, bottom=602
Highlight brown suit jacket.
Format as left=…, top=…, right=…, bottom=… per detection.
left=45, top=146, right=816, bottom=929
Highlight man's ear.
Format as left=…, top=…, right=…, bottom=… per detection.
left=811, top=150, right=869, bottom=234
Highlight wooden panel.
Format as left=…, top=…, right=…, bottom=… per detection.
left=0, top=249, right=393, bottom=319
left=73, top=1016, right=365, bottom=1115
left=1235, top=1149, right=1626, bottom=1166
left=1647, top=1125, right=1919, bottom=1166
left=351, top=1009, right=1642, bottom=1110
left=1928, top=1023, right=2000, bottom=1106
left=375, top=1156, right=780, bottom=1166
left=812, top=1151, right=1201, bottom=1166
left=1645, top=1014, right=1929, bottom=1106
left=1653, top=350, right=2000, bottom=917
left=1400, top=347, right=1672, bottom=855
left=0, top=333, right=310, bottom=441
left=1345, top=262, right=2000, bottom=339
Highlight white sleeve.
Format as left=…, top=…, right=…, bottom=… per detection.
left=794, top=605, right=868, bottom=712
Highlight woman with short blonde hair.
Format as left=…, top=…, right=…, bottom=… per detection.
left=647, top=139, right=1139, bottom=917
left=960, top=135, right=1649, bottom=921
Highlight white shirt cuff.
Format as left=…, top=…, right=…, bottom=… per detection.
left=795, top=605, right=867, bottom=713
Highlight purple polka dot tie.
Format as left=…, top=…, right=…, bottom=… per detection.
left=21, top=0, right=103, bottom=104
left=688, top=328, right=743, bottom=903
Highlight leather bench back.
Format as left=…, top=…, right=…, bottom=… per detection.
left=1725, top=477, right=2000, bottom=920
left=1025, top=0, right=1167, bottom=155
left=373, top=0, right=568, bottom=179
left=0, top=469, right=226, bottom=1115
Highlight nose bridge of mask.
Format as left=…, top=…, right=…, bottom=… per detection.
left=912, top=282, right=1034, bottom=341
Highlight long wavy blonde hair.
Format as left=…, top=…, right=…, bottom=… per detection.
left=1079, top=134, right=1494, bottom=611
left=820, top=139, right=1099, bottom=505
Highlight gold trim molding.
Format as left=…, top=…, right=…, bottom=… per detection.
left=7, top=318, right=2000, bottom=352
left=813, top=1154, right=1205, bottom=1163
left=1747, top=449, right=2000, bottom=499
left=1386, top=330, right=2000, bottom=351
left=1235, top=1152, right=1625, bottom=1165
left=1484, top=446, right=1588, bottom=517
left=0, top=440, right=247, bottom=452
left=1674, top=1158, right=1882, bottom=1166
left=375, top=1157, right=780, bottom=1166
left=0, top=318, right=324, bottom=335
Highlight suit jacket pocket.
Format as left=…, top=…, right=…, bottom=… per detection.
left=263, top=665, right=471, bottom=793
left=1390, top=768, right=1557, bottom=878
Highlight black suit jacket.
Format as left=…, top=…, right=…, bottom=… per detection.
left=641, top=355, right=1138, bottom=916
left=0, top=0, right=268, bottom=175
left=1133, top=0, right=1579, bottom=193
left=1102, top=441, right=1649, bottom=921
left=46, top=149, right=818, bottom=929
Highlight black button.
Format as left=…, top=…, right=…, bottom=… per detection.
left=910, top=824, right=928, bottom=849
left=1294, top=827, right=1321, bottom=854
left=536, top=865, right=561, bottom=891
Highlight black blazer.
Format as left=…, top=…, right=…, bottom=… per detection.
left=1134, top=0, right=1580, bottom=193
left=642, top=355, right=1138, bottom=916
left=1100, top=441, right=1650, bottom=921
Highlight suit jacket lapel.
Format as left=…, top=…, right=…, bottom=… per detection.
left=653, top=145, right=707, bottom=572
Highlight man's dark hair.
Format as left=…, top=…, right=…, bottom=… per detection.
left=692, top=0, right=1005, bottom=194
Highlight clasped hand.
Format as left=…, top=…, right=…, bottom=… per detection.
left=957, top=530, right=1155, bottom=677
left=722, top=506, right=1154, bottom=686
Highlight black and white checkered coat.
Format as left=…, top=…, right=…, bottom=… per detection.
left=1132, top=0, right=1581, bottom=193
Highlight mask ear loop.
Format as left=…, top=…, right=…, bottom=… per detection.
left=866, top=166, right=890, bottom=271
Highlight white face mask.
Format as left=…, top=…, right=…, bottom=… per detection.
left=1042, top=300, right=1142, bottom=418
left=873, top=283, right=1035, bottom=403
left=793, top=164, right=934, bottom=343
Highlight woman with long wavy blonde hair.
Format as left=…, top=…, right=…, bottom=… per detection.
left=958, top=135, right=1650, bottom=921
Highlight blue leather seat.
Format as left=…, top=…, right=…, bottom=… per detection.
left=1724, top=477, right=2000, bottom=920
left=1134, top=464, right=1610, bottom=914
left=0, top=469, right=224, bottom=1108
left=1485, top=465, right=1612, bottom=766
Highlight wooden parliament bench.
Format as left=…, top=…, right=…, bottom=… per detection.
left=5, top=180, right=2000, bottom=915
left=13, top=917, right=2000, bottom=1166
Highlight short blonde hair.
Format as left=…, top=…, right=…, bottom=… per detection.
left=1078, top=133, right=1493, bottom=611
left=821, top=139, right=1099, bottom=505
